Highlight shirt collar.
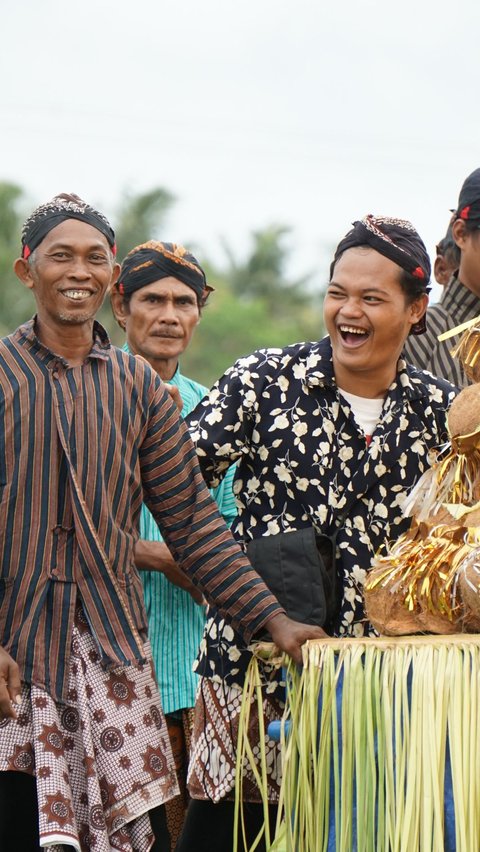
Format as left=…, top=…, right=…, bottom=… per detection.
left=15, top=317, right=111, bottom=364
left=304, top=336, right=431, bottom=403
left=303, top=337, right=336, bottom=388
left=122, top=342, right=181, bottom=384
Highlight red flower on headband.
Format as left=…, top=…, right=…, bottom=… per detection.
left=412, top=267, right=425, bottom=279
left=23, top=245, right=31, bottom=260
left=460, top=205, right=471, bottom=220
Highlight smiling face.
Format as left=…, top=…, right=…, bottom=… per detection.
left=324, top=247, right=428, bottom=397
left=15, top=219, right=118, bottom=328
left=111, top=277, right=200, bottom=380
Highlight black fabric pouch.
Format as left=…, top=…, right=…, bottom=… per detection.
left=246, top=527, right=340, bottom=628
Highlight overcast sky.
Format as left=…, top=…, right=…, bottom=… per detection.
left=2, top=0, right=480, bottom=303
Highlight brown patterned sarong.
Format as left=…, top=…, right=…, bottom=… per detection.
left=186, top=677, right=283, bottom=804
left=164, top=708, right=195, bottom=849
left=0, top=608, right=178, bottom=851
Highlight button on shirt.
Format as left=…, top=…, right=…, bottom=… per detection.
left=0, top=320, right=283, bottom=702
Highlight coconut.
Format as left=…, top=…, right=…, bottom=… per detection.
left=415, top=603, right=461, bottom=635
left=364, top=562, right=424, bottom=636
left=456, top=549, right=480, bottom=631
left=447, top=384, right=480, bottom=439
left=365, top=382, right=480, bottom=636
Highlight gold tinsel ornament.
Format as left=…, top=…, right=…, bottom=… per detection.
left=365, top=316, right=480, bottom=634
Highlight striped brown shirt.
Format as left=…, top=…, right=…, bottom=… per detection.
left=0, top=320, right=282, bottom=701
left=403, top=274, right=478, bottom=388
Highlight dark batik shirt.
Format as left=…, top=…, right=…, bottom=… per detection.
left=187, top=337, right=458, bottom=688
left=0, top=320, right=283, bottom=701
left=403, top=273, right=480, bottom=387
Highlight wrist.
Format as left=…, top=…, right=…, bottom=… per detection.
left=134, top=539, right=157, bottom=570
left=265, top=611, right=289, bottom=637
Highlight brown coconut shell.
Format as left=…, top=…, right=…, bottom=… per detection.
left=364, top=562, right=424, bottom=636
left=457, top=555, right=480, bottom=632
left=447, top=384, right=480, bottom=438
left=415, top=604, right=461, bottom=635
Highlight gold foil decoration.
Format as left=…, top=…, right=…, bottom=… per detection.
left=450, top=325, right=480, bottom=383
left=366, top=523, right=475, bottom=621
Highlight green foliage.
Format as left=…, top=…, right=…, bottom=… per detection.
left=181, top=281, right=323, bottom=388
left=114, top=188, right=175, bottom=261
left=0, top=182, right=35, bottom=335
left=222, top=225, right=312, bottom=316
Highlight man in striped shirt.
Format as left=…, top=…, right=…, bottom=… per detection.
left=404, top=168, right=480, bottom=387
left=110, top=240, right=237, bottom=846
left=0, top=194, right=324, bottom=851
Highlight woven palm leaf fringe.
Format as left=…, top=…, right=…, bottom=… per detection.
left=235, top=636, right=480, bottom=852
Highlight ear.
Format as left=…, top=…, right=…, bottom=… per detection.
left=110, top=288, right=129, bottom=331
left=105, top=262, right=121, bottom=295
left=434, top=255, right=450, bottom=287
left=13, top=257, right=34, bottom=290
left=410, top=293, right=428, bottom=327
left=452, top=218, right=468, bottom=250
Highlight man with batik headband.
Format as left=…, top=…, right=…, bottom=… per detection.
left=0, top=194, right=324, bottom=851
left=405, top=167, right=480, bottom=386
left=111, top=240, right=236, bottom=847
left=177, top=214, right=458, bottom=852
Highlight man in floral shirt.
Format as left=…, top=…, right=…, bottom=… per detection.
left=177, top=215, right=458, bottom=852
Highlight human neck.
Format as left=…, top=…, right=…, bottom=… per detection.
left=35, top=317, right=95, bottom=366
left=334, top=364, right=393, bottom=399
left=148, top=356, right=179, bottom=382
left=458, top=261, right=480, bottom=298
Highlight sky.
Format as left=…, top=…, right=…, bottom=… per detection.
left=2, top=0, right=480, bottom=303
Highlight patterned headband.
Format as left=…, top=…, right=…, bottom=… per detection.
left=116, top=241, right=213, bottom=300
left=22, top=193, right=116, bottom=258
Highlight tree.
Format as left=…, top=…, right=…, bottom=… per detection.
left=114, top=188, right=175, bottom=262
left=181, top=227, right=324, bottom=387
left=98, top=188, right=176, bottom=340
left=221, top=225, right=313, bottom=316
left=0, top=182, right=35, bottom=334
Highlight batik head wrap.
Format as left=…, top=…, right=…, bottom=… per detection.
left=452, top=168, right=480, bottom=226
left=330, top=214, right=431, bottom=335
left=116, top=240, right=213, bottom=302
left=21, top=193, right=116, bottom=259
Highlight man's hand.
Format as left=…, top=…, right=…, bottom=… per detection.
left=0, top=646, right=21, bottom=719
left=265, top=613, right=327, bottom=666
left=134, top=539, right=205, bottom=606
left=164, top=383, right=183, bottom=413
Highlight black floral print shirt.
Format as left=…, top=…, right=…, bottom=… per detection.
left=187, top=337, right=458, bottom=687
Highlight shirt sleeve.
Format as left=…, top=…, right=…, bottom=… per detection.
left=186, top=354, right=261, bottom=488
left=139, top=375, right=283, bottom=641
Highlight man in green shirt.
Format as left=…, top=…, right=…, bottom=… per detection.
left=111, top=240, right=236, bottom=846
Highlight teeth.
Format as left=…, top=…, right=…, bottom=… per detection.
left=64, top=290, right=90, bottom=300
left=339, top=325, right=367, bottom=335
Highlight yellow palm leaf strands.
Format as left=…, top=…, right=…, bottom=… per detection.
left=236, top=636, right=480, bottom=852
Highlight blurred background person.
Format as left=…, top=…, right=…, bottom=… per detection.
left=404, top=168, right=480, bottom=386
left=434, top=219, right=460, bottom=288
left=111, top=240, right=237, bottom=847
